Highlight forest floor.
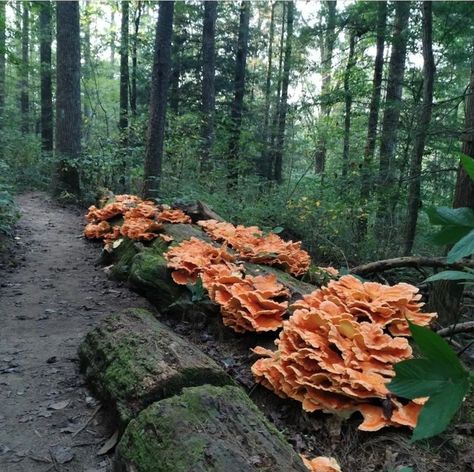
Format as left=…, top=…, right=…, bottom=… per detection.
left=0, top=192, right=152, bottom=472
left=0, top=192, right=472, bottom=472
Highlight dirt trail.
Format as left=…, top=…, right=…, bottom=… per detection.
left=0, top=193, right=152, bottom=472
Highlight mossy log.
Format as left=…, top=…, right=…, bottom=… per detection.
left=78, top=308, right=233, bottom=425
left=115, top=385, right=309, bottom=472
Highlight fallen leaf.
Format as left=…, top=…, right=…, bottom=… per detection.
left=48, top=400, right=70, bottom=410
left=50, top=446, right=75, bottom=464
left=97, top=430, right=119, bottom=456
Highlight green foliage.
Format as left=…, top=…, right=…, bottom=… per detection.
left=388, top=322, right=472, bottom=441
left=0, top=186, right=18, bottom=237
left=424, top=269, right=474, bottom=282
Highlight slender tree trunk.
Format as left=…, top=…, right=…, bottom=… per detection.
left=428, top=46, right=474, bottom=326
left=273, top=0, right=294, bottom=183
left=0, top=1, right=6, bottom=142
left=119, top=0, right=129, bottom=142
left=259, top=2, right=275, bottom=179
left=268, top=2, right=286, bottom=180
left=83, top=0, right=91, bottom=124
left=227, top=1, right=250, bottom=188
left=375, top=1, right=410, bottom=237
left=200, top=0, right=217, bottom=173
left=143, top=0, right=174, bottom=199
left=131, top=0, right=142, bottom=116
left=110, top=9, right=116, bottom=71
left=170, top=28, right=183, bottom=115
left=315, top=0, right=336, bottom=174
left=342, top=32, right=356, bottom=178
left=20, top=3, right=29, bottom=134
left=54, top=1, right=81, bottom=197
left=39, top=1, right=53, bottom=152
left=357, top=1, right=387, bottom=241
left=403, top=1, right=435, bottom=255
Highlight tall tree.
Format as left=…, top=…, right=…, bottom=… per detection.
left=119, top=0, right=129, bottom=142
left=403, top=1, right=435, bottom=255
left=227, top=1, right=250, bottom=187
left=357, top=1, right=387, bottom=240
left=273, top=0, right=294, bottom=183
left=54, top=1, right=81, bottom=197
left=39, top=1, right=53, bottom=151
left=0, top=1, right=6, bottom=140
left=375, top=1, right=410, bottom=236
left=314, top=0, right=336, bottom=174
left=259, top=1, right=276, bottom=179
left=143, top=0, right=174, bottom=199
left=83, top=0, right=92, bottom=124
left=130, top=0, right=143, bottom=116
left=200, top=0, right=217, bottom=172
left=342, top=31, right=356, bottom=177
left=20, top=2, right=29, bottom=134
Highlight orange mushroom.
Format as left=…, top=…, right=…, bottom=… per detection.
left=251, top=275, right=435, bottom=431
left=198, top=219, right=310, bottom=276
left=119, top=217, right=163, bottom=241
left=157, top=208, right=192, bottom=224
left=84, top=221, right=111, bottom=239
left=302, top=455, right=342, bottom=472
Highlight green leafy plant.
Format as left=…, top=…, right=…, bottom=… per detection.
left=388, top=322, right=472, bottom=441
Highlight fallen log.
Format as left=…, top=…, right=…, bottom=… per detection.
left=350, top=256, right=474, bottom=276
left=115, top=385, right=309, bottom=472
left=437, top=321, right=474, bottom=337
left=78, top=308, right=233, bottom=426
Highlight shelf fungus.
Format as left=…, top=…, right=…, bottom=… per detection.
left=202, top=267, right=289, bottom=333
left=302, top=455, right=342, bottom=472
left=251, top=275, right=436, bottom=431
left=198, top=219, right=310, bottom=276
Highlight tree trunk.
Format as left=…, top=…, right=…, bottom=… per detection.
left=119, top=0, right=129, bottom=143
left=83, top=0, right=91, bottom=126
left=0, top=1, right=6, bottom=142
left=268, top=2, right=286, bottom=181
left=143, top=1, right=174, bottom=199
left=314, top=0, right=336, bottom=174
left=200, top=0, right=217, bottom=173
left=39, top=1, right=53, bottom=152
left=357, top=1, right=387, bottom=241
left=403, top=1, right=435, bottom=255
left=20, top=3, right=29, bottom=134
left=131, top=0, right=142, bottom=116
left=273, top=1, right=294, bottom=184
left=54, top=1, right=81, bottom=197
left=226, top=1, right=250, bottom=188
left=110, top=9, right=116, bottom=71
left=342, top=31, right=356, bottom=178
left=375, top=1, right=410, bottom=237
left=258, top=2, right=275, bottom=179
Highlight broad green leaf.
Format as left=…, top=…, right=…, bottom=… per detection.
left=409, top=322, right=465, bottom=373
left=426, top=206, right=474, bottom=228
left=272, top=226, right=284, bottom=234
left=447, top=229, right=474, bottom=262
left=424, top=270, right=474, bottom=283
left=431, top=225, right=472, bottom=246
left=460, top=154, right=474, bottom=181
left=388, top=358, right=457, bottom=398
left=411, top=380, right=470, bottom=441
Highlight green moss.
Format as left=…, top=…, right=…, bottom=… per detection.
left=109, top=238, right=141, bottom=280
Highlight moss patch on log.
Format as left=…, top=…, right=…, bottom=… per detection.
left=78, top=309, right=232, bottom=425
left=115, top=385, right=309, bottom=472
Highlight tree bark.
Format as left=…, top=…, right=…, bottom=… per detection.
left=83, top=0, right=92, bottom=126
left=200, top=0, right=217, bottom=173
left=403, top=1, right=435, bottom=255
left=131, top=0, right=142, bottom=116
left=258, top=2, right=276, bottom=179
left=39, top=1, right=53, bottom=152
left=375, top=1, right=410, bottom=236
left=143, top=1, right=174, bottom=199
left=119, top=0, right=129, bottom=143
left=273, top=1, right=294, bottom=183
left=342, top=31, right=356, bottom=178
left=54, top=1, right=81, bottom=197
left=226, top=1, right=250, bottom=188
left=357, top=1, right=387, bottom=240
left=20, top=3, right=29, bottom=134
left=314, top=0, right=336, bottom=174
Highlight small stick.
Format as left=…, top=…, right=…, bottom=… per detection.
left=71, top=405, right=102, bottom=439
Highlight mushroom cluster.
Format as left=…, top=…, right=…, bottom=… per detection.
left=164, top=237, right=236, bottom=285
left=84, top=195, right=189, bottom=246
left=198, top=219, right=310, bottom=276
left=202, top=266, right=289, bottom=332
left=251, top=275, right=436, bottom=431
left=302, top=456, right=342, bottom=472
